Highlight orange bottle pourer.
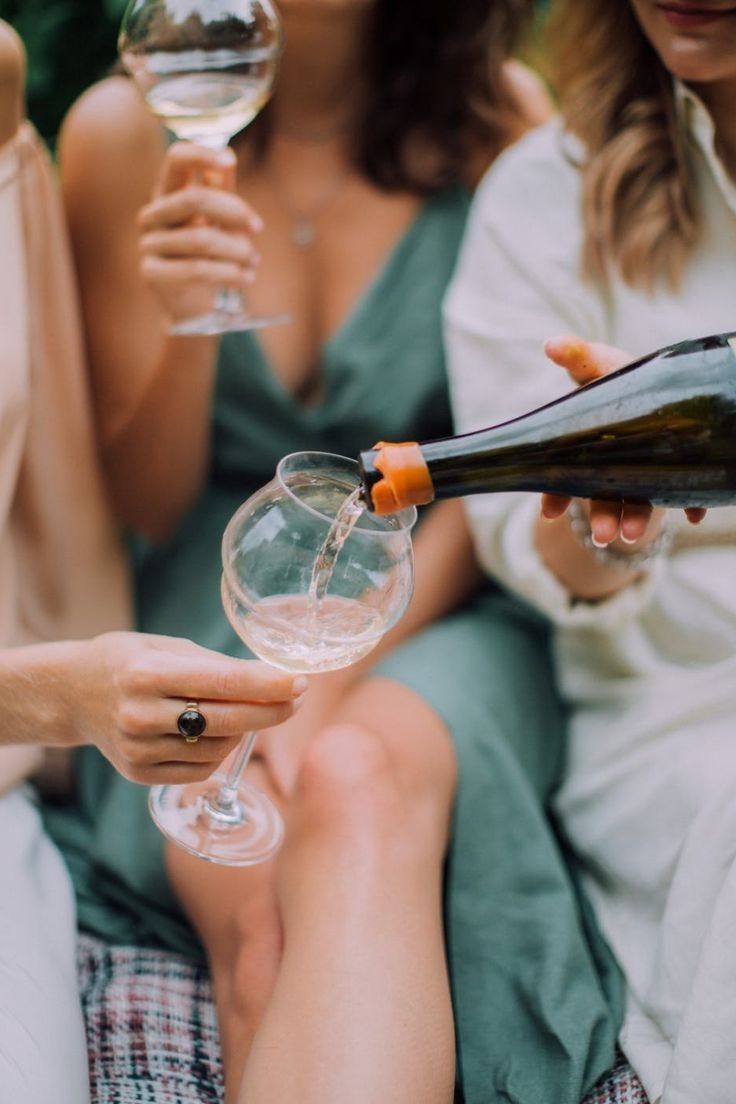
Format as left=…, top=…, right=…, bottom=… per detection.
left=368, top=441, right=435, bottom=515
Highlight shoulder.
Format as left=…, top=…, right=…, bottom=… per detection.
left=59, top=76, right=165, bottom=219
left=473, top=120, right=583, bottom=239
left=502, top=60, right=554, bottom=132
left=60, top=75, right=164, bottom=168
left=0, top=20, right=24, bottom=82
left=464, top=61, right=553, bottom=188
left=0, top=21, right=24, bottom=146
left=447, top=120, right=595, bottom=331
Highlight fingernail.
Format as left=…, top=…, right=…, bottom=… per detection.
left=251, top=215, right=264, bottom=233
left=620, top=531, right=638, bottom=545
left=217, top=149, right=236, bottom=165
left=591, top=534, right=610, bottom=549
left=293, top=676, right=309, bottom=695
left=293, top=693, right=306, bottom=711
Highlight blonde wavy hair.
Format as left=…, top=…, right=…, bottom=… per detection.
left=548, top=0, right=699, bottom=290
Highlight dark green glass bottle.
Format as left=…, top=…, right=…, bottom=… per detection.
left=359, top=331, right=736, bottom=514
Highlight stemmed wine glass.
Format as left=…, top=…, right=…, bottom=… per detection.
left=149, top=452, right=417, bottom=865
left=119, top=0, right=288, bottom=335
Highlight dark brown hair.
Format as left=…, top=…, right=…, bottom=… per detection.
left=254, top=0, right=534, bottom=194
left=549, top=0, right=698, bottom=290
left=357, top=0, right=534, bottom=192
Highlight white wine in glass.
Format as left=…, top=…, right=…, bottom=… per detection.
left=149, top=453, right=417, bottom=866
left=119, top=0, right=288, bottom=335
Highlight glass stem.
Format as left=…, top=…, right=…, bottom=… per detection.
left=208, top=730, right=257, bottom=815
left=195, top=134, right=246, bottom=319
left=215, top=286, right=246, bottom=317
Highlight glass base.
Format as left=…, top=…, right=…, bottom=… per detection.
left=170, top=310, right=291, bottom=336
left=149, top=775, right=284, bottom=866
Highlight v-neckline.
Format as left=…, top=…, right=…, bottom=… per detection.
left=237, top=192, right=443, bottom=417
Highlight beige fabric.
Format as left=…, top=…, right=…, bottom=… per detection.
left=0, top=123, right=131, bottom=790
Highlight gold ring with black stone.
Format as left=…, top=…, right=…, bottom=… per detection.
left=177, top=701, right=207, bottom=743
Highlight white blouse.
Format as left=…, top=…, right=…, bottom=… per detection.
left=445, top=87, right=736, bottom=1104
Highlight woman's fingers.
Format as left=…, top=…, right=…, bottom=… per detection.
left=542, top=495, right=657, bottom=546
left=156, top=141, right=237, bottom=196
left=141, top=254, right=255, bottom=294
left=136, top=142, right=264, bottom=321
left=619, top=503, right=654, bottom=544
left=139, top=185, right=263, bottom=235
left=126, top=760, right=232, bottom=786
left=588, top=500, right=625, bottom=546
left=125, top=648, right=306, bottom=705
left=125, top=695, right=303, bottom=744
left=78, top=634, right=309, bottom=785
left=140, top=225, right=260, bottom=266
left=587, top=500, right=664, bottom=548
left=540, top=492, right=571, bottom=519
left=142, top=733, right=244, bottom=766
left=544, top=334, right=631, bottom=385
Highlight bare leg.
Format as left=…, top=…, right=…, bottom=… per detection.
left=165, top=754, right=285, bottom=1103
left=240, top=677, right=457, bottom=1104
left=168, top=677, right=456, bottom=1104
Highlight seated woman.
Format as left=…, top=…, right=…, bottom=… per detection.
left=445, top=1, right=736, bottom=1101
left=50, top=2, right=622, bottom=1101
left=0, top=21, right=303, bottom=1104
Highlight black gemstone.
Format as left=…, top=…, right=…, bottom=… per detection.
left=177, top=709, right=207, bottom=738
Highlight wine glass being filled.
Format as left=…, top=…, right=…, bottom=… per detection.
left=119, top=0, right=288, bottom=334
left=149, top=452, right=416, bottom=866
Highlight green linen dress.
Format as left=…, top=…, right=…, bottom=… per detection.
left=46, top=185, right=621, bottom=1103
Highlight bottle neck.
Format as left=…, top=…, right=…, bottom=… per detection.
left=359, top=441, right=434, bottom=514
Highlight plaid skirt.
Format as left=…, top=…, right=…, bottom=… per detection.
left=77, top=934, right=648, bottom=1104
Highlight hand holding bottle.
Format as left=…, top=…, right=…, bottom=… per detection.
left=360, top=329, right=735, bottom=527
left=540, top=334, right=707, bottom=548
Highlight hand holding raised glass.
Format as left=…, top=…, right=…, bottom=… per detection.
left=119, top=0, right=287, bottom=335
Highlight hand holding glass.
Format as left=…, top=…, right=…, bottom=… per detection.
left=119, top=0, right=288, bottom=335
left=149, top=452, right=417, bottom=865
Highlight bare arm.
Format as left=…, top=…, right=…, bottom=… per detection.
left=0, top=634, right=303, bottom=783
left=60, top=79, right=259, bottom=539
left=502, top=59, right=554, bottom=136
left=0, top=21, right=23, bottom=147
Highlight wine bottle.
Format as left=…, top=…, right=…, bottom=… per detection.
left=358, top=331, right=736, bottom=515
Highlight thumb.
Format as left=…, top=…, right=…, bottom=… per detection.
left=544, top=334, right=631, bottom=385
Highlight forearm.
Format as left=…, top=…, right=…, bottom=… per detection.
left=60, top=80, right=237, bottom=541
left=0, top=641, right=81, bottom=749
left=97, top=331, right=219, bottom=540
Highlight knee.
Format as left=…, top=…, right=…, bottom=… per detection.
left=291, top=723, right=403, bottom=843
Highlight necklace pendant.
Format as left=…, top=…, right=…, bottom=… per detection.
left=292, top=218, right=316, bottom=249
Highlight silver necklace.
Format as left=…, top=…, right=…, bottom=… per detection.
left=267, top=170, right=350, bottom=250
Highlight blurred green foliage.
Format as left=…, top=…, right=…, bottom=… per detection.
left=0, top=0, right=127, bottom=145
